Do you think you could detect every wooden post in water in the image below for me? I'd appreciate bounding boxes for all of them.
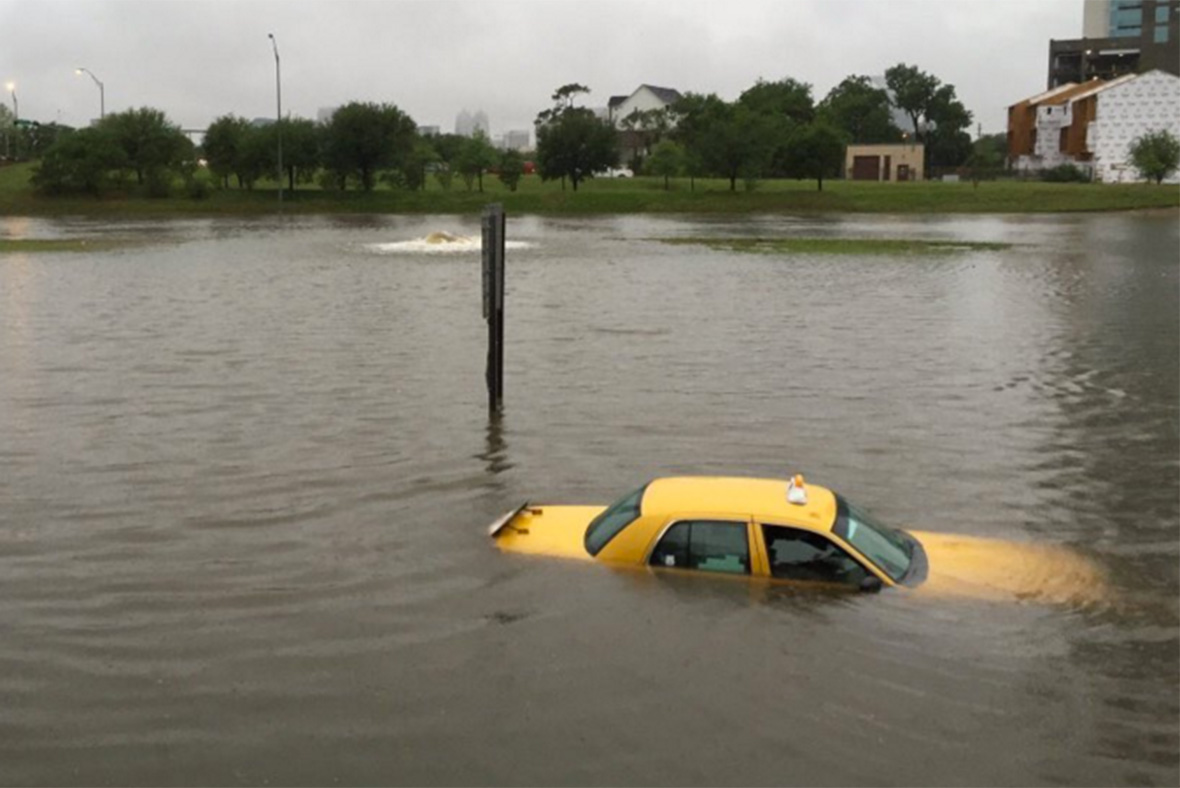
[482,204,506,411]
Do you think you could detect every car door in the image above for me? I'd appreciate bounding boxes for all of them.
[756,522,881,589]
[646,517,756,577]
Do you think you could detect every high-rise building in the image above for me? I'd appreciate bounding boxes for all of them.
[1049,1,1179,87]
[472,110,489,137]
[455,109,474,137]
[455,109,490,138]
[502,129,530,151]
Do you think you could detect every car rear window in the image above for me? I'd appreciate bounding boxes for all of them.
[584,485,647,556]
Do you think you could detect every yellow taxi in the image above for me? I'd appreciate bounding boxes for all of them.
[489,475,1106,603]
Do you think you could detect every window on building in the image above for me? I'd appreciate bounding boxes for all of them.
[1155,5,1170,23]
[1115,8,1145,29]
[649,520,749,575]
[1155,24,1169,42]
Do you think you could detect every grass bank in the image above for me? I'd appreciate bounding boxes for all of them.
[1,162,1177,217]
[0,238,143,253]
[659,237,1014,255]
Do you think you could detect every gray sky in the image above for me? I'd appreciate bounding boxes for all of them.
[1,0,1082,136]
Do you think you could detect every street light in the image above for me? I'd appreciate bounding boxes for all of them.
[268,33,283,208]
[3,81,14,161]
[75,67,105,120]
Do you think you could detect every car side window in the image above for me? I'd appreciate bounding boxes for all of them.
[650,520,749,575]
[762,525,868,586]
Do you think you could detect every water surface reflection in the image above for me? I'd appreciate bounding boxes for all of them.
[0,212,1176,786]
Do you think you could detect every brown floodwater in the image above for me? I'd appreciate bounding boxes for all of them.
[0,211,1176,786]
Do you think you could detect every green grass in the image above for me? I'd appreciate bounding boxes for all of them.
[658,237,1015,255]
[0,161,1177,217]
[0,238,142,253]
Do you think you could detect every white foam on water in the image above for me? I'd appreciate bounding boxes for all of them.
[365,235,535,254]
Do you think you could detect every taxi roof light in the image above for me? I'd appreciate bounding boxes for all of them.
[786,474,808,505]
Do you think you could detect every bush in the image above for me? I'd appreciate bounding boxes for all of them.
[145,169,172,198]
[186,177,210,200]
[31,127,128,196]
[1041,163,1090,183]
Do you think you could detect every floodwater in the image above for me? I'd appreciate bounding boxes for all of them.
[0,210,1176,786]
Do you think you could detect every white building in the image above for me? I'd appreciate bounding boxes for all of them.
[455,109,490,138]
[502,129,530,151]
[1087,69,1180,182]
[606,85,682,128]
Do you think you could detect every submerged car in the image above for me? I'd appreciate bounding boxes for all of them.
[489,475,1105,603]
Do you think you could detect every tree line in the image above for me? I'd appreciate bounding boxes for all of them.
[541,64,976,192]
[20,60,1176,198]
[28,101,528,197]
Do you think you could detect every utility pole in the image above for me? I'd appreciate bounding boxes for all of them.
[268,33,283,209]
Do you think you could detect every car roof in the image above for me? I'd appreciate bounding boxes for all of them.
[640,476,838,531]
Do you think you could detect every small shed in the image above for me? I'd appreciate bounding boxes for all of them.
[845,143,925,182]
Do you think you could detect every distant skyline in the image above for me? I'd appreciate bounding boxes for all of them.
[1,0,1085,135]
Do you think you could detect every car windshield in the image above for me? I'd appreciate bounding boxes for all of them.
[584,485,647,556]
[832,496,913,582]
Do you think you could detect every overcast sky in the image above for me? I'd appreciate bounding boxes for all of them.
[1,0,1083,136]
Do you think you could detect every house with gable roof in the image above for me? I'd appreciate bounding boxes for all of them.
[607,84,683,128]
[1007,69,1180,181]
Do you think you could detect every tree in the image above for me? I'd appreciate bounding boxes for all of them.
[430,133,467,167]
[0,104,15,160]
[99,107,191,187]
[618,107,672,170]
[925,84,973,168]
[498,149,525,192]
[818,76,901,144]
[738,78,815,125]
[648,139,685,190]
[784,122,845,191]
[455,129,498,192]
[321,101,417,192]
[202,115,252,188]
[534,84,617,192]
[1129,129,1180,184]
[964,136,1004,187]
[885,64,973,169]
[276,117,321,191]
[395,138,440,191]
[235,125,274,190]
[884,63,939,142]
[674,94,776,190]
[31,127,129,195]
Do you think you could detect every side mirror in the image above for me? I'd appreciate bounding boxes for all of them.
[859,576,884,594]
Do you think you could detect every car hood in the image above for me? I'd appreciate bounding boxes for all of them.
[909,530,1107,606]
[490,504,605,561]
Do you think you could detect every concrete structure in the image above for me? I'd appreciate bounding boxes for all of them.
[1049,0,1179,87]
[844,143,925,181]
[606,85,682,128]
[1008,70,1180,181]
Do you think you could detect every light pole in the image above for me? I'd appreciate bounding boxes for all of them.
[75,67,105,120]
[268,33,283,208]
[5,82,15,161]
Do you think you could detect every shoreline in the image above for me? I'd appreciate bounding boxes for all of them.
[1,169,1177,219]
